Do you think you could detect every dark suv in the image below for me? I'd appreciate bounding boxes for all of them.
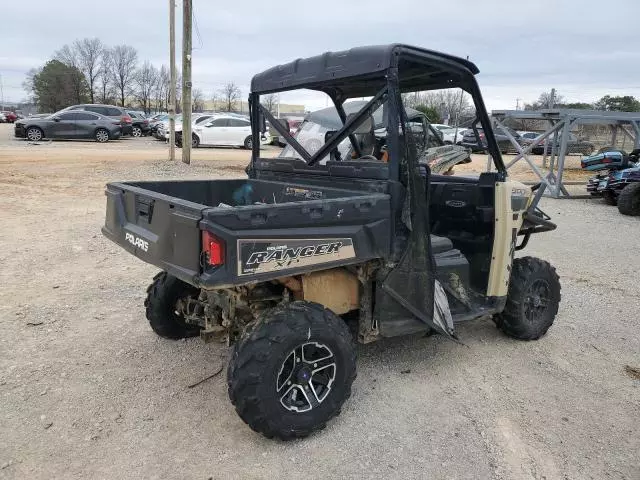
[62,104,133,136]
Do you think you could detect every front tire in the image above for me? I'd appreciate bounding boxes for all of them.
[95,128,110,143]
[144,272,202,339]
[617,183,640,216]
[496,257,561,340]
[227,301,356,440]
[26,127,43,142]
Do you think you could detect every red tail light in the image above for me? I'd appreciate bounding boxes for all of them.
[202,231,225,266]
[122,115,132,124]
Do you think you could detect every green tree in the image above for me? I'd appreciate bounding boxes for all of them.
[414,104,441,123]
[558,102,593,110]
[594,95,640,112]
[26,59,89,112]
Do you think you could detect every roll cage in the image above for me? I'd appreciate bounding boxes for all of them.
[248,43,507,179]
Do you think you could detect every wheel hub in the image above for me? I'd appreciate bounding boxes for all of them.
[524,279,550,322]
[277,341,336,413]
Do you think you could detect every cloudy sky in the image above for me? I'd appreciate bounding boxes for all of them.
[1,0,639,111]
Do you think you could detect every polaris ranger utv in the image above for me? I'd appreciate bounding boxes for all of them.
[102,44,561,440]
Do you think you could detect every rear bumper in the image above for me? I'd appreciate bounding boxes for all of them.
[122,124,133,135]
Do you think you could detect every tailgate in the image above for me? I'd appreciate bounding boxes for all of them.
[102,182,205,283]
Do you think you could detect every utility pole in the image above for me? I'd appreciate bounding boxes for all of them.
[516,98,521,110]
[181,0,193,165]
[168,0,176,161]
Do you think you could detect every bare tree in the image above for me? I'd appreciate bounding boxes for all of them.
[262,93,279,114]
[404,89,474,123]
[154,65,169,112]
[97,48,115,104]
[192,88,205,112]
[134,61,158,114]
[54,44,86,105]
[74,38,104,103]
[219,82,241,112]
[111,45,138,107]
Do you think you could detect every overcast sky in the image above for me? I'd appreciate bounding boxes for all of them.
[1,0,639,111]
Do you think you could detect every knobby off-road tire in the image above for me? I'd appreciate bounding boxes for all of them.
[617,183,640,216]
[496,257,561,340]
[144,271,201,339]
[227,301,356,440]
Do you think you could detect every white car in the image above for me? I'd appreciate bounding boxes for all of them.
[431,123,468,144]
[188,115,270,149]
[172,114,219,136]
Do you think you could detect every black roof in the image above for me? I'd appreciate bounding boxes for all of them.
[251,44,479,97]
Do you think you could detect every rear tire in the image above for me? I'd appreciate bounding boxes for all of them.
[244,136,253,149]
[496,257,561,340]
[132,126,142,137]
[603,190,617,206]
[95,128,110,143]
[192,133,200,148]
[144,272,202,339]
[617,183,640,216]
[227,301,356,440]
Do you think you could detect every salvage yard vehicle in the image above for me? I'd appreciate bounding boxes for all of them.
[175,114,270,149]
[102,44,561,440]
[582,148,640,214]
[14,111,122,142]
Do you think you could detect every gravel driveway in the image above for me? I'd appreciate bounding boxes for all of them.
[0,124,638,479]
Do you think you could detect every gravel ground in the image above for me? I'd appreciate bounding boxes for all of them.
[0,124,638,479]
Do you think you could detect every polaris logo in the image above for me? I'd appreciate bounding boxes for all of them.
[125,232,149,252]
[247,242,342,266]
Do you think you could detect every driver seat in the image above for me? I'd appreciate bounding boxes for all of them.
[346,113,377,157]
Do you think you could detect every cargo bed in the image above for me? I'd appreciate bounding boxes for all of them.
[102,178,391,288]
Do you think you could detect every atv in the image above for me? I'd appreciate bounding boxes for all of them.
[102,44,561,440]
[582,148,640,214]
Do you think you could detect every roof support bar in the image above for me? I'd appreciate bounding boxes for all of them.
[308,87,388,166]
[259,103,312,163]
[333,99,363,158]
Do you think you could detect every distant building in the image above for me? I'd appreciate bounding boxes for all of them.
[202,100,305,116]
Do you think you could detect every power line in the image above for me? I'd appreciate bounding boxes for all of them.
[192,5,203,51]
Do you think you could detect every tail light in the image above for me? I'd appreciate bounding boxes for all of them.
[202,231,225,266]
[122,115,132,124]
[143,120,149,125]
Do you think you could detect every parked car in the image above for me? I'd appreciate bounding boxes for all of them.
[170,114,219,138]
[530,132,594,155]
[176,115,269,149]
[61,104,133,136]
[14,111,122,142]
[126,111,151,137]
[0,113,5,123]
[431,124,468,144]
[461,126,521,153]
[1,111,17,123]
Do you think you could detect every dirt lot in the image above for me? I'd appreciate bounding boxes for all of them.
[0,124,638,479]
